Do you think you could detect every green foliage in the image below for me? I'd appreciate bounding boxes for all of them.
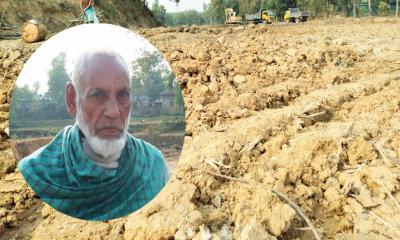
[131,51,167,101]
[239,0,260,15]
[152,0,392,26]
[329,0,353,16]
[158,117,185,133]
[11,127,69,139]
[297,0,325,16]
[260,0,269,9]
[12,85,36,106]
[10,84,38,123]
[166,10,208,26]
[225,0,240,12]
[266,0,290,18]
[174,83,184,113]
[159,0,296,25]
[10,53,72,128]
[47,52,71,118]
[151,0,167,24]
[378,1,389,15]
[202,3,214,24]
[9,81,70,133]
[131,71,144,97]
[212,0,226,23]
[165,72,175,89]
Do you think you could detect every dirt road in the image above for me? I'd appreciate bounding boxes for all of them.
[1,18,400,239]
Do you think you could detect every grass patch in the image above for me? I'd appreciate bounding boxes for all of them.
[11,115,185,139]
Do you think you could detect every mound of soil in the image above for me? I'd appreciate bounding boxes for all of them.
[0,0,159,33]
[1,18,400,239]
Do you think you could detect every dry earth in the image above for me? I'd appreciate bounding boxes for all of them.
[1,17,400,239]
[0,0,159,34]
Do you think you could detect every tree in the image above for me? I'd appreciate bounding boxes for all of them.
[165,72,175,90]
[174,82,184,113]
[170,0,180,12]
[9,84,37,124]
[266,0,289,19]
[260,0,269,9]
[298,0,351,17]
[378,1,389,15]
[212,0,226,24]
[166,10,207,26]
[162,72,183,112]
[47,52,71,118]
[32,81,41,95]
[131,51,167,102]
[239,0,260,14]
[151,0,167,24]
[333,0,353,17]
[225,0,240,13]
[202,3,214,24]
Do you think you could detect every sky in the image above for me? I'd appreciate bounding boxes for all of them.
[17,24,171,94]
[146,0,210,13]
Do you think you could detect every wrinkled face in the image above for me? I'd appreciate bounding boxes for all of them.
[78,56,131,140]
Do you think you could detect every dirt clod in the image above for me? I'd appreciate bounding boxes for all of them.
[1,17,400,240]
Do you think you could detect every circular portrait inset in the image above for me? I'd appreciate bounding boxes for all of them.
[9,24,185,221]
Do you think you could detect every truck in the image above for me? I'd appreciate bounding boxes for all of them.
[245,9,273,24]
[284,8,309,23]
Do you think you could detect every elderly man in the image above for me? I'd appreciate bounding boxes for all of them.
[18,49,169,220]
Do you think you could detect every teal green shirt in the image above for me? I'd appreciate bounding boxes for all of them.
[84,6,99,23]
[18,124,169,220]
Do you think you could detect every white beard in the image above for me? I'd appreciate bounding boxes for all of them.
[76,106,130,160]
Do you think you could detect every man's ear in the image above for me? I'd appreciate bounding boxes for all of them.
[65,82,77,117]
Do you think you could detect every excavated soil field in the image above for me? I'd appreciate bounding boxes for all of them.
[1,18,400,239]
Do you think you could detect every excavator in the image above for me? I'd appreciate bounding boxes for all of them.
[225,8,241,24]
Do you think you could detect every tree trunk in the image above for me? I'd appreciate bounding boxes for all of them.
[396,0,399,17]
[368,0,372,16]
[327,1,330,18]
[21,20,47,43]
[353,0,356,18]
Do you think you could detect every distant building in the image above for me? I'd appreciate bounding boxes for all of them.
[131,88,183,117]
[131,94,161,117]
[160,88,183,115]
